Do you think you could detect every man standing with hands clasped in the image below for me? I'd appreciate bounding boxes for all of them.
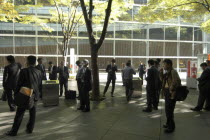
[103,59,118,97]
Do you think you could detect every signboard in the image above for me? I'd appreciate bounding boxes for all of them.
[208,54,210,61]
[187,60,197,79]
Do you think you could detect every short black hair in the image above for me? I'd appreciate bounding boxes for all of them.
[37,58,42,62]
[163,59,173,66]
[148,59,154,65]
[112,59,116,63]
[126,62,131,66]
[49,61,53,65]
[76,60,81,65]
[27,56,36,65]
[6,55,15,63]
[156,58,161,63]
[200,63,207,67]
[154,61,159,65]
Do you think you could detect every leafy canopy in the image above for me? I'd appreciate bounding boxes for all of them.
[136,0,210,33]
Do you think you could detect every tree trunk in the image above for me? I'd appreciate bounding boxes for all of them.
[91,46,100,100]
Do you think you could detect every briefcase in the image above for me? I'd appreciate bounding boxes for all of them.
[65,90,76,99]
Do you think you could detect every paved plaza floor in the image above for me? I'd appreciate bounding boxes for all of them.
[0,79,210,140]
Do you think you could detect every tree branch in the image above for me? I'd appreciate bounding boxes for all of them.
[169,1,210,12]
[97,0,113,49]
[80,0,95,44]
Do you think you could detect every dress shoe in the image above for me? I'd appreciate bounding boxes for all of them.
[163,124,168,128]
[142,108,152,112]
[82,109,90,112]
[164,128,174,133]
[190,107,201,111]
[111,94,114,97]
[204,107,210,111]
[77,107,84,110]
[25,129,32,134]
[10,107,16,112]
[153,106,158,110]
[5,131,17,136]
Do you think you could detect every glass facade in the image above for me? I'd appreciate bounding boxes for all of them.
[0,0,210,70]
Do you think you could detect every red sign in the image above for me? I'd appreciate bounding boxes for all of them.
[208,54,210,61]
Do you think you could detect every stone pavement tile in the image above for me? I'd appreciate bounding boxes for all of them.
[160,117,210,140]
[110,113,161,139]
[101,130,158,140]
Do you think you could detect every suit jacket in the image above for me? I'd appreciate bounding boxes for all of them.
[106,64,118,80]
[57,66,69,81]
[138,65,145,76]
[198,66,210,91]
[146,66,159,91]
[3,63,20,90]
[81,67,92,91]
[15,66,42,101]
[35,64,47,80]
[48,65,57,80]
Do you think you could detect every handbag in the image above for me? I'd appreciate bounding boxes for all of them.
[175,86,189,101]
[14,68,34,109]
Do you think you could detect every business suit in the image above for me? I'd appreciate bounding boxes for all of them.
[35,64,47,98]
[48,65,57,80]
[3,63,20,110]
[103,64,118,96]
[196,67,210,110]
[80,67,92,111]
[138,64,145,85]
[76,66,83,99]
[11,66,42,134]
[58,66,69,96]
[146,66,159,109]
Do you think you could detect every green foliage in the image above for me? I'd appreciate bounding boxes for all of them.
[136,0,210,33]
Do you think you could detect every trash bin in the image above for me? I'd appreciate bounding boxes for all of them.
[42,80,59,107]
[132,77,142,98]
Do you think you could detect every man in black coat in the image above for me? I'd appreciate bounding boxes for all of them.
[103,59,118,97]
[57,61,69,97]
[138,62,146,85]
[3,55,20,111]
[35,58,47,99]
[143,59,160,112]
[48,61,57,80]
[77,59,92,112]
[191,62,210,111]
[76,60,83,99]
[6,56,42,136]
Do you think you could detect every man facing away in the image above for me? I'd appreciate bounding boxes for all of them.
[77,59,92,112]
[6,55,42,136]
[143,59,160,112]
[103,59,118,97]
[57,61,69,97]
[123,62,136,101]
[76,60,83,99]
[191,62,210,111]
[3,55,20,111]
[48,61,57,80]
[138,62,146,85]
[160,59,181,133]
[35,58,47,99]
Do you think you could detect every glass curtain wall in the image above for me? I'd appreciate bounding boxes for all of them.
[0,0,209,71]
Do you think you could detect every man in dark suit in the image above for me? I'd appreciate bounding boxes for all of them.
[57,61,69,97]
[77,59,92,112]
[138,62,146,85]
[76,60,83,99]
[48,61,57,80]
[103,59,118,97]
[6,56,42,136]
[35,58,47,99]
[3,55,20,111]
[191,62,210,111]
[143,59,160,112]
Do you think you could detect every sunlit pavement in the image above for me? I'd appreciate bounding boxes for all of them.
[0,74,210,140]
